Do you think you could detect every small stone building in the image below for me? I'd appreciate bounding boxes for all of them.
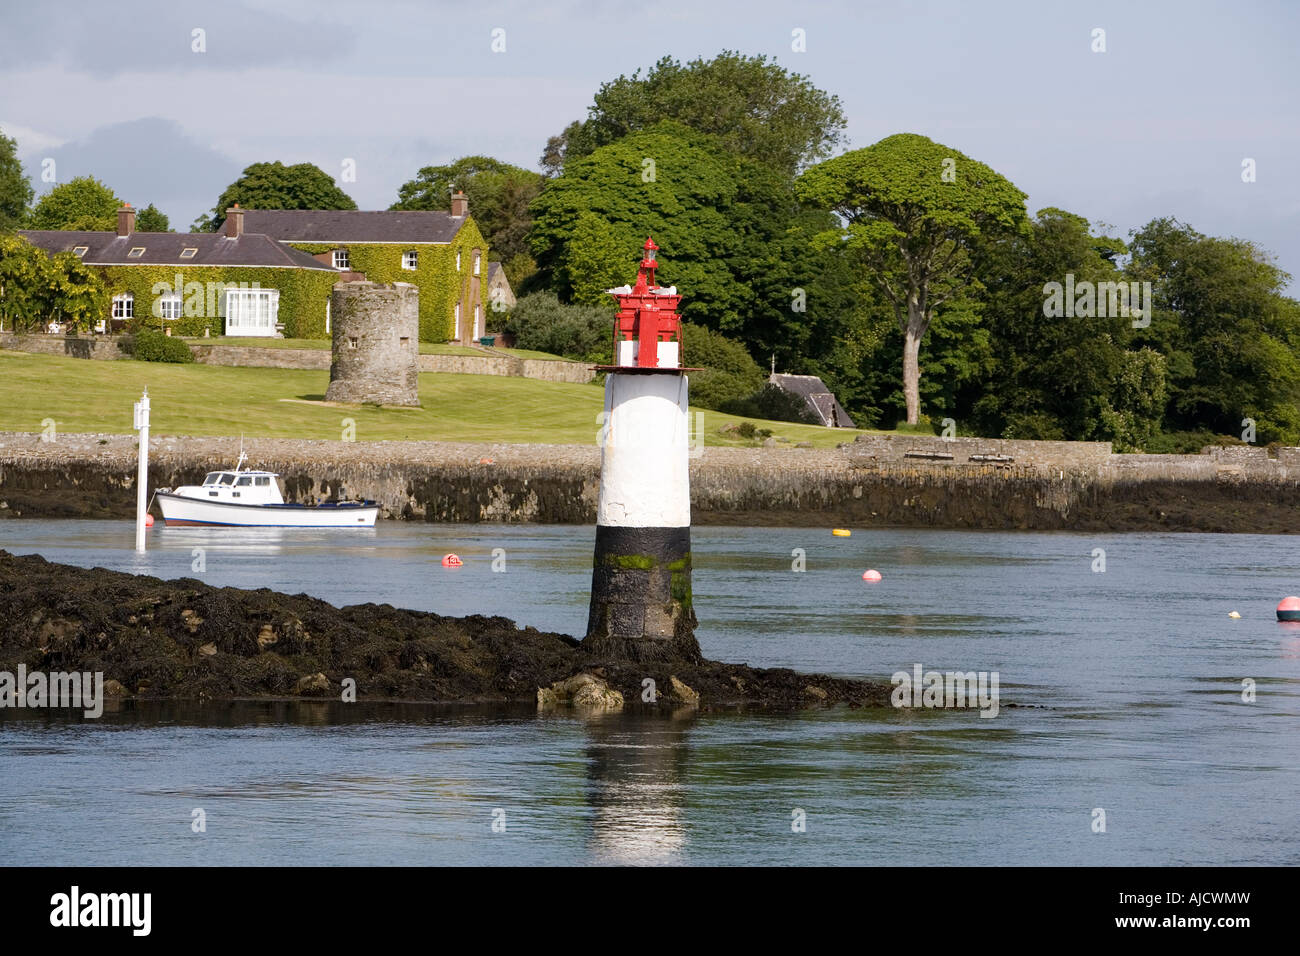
[325,281,420,406]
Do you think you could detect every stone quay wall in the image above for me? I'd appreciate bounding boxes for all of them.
[1,332,594,383]
[5,431,1300,533]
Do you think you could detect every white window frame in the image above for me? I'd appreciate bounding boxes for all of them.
[112,293,134,319]
[324,298,331,334]
[402,250,418,271]
[474,303,481,338]
[455,251,461,272]
[127,247,145,258]
[333,249,350,270]
[180,248,197,259]
[72,245,89,257]
[223,288,280,336]
[473,251,481,276]
[454,302,461,339]
[158,292,183,320]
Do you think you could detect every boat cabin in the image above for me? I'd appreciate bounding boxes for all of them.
[195,470,285,505]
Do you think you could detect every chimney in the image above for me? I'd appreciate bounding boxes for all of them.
[116,203,135,237]
[224,203,244,238]
[450,191,468,218]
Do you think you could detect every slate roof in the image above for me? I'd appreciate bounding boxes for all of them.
[236,209,466,244]
[18,230,339,271]
[770,373,857,428]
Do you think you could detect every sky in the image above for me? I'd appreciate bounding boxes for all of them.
[2,0,1297,286]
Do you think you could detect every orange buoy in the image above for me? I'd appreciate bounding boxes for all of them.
[144,513,154,527]
[1277,596,1300,621]
[832,528,851,537]
[441,554,463,568]
[862,569,882,582]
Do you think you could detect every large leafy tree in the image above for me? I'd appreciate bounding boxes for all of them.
[973,207,1166,448]
[0,128,33,232]
[0,235,106,332]
[798,133,1028,424]
[1129,218,1300,443]
[529,123,829,340]
[28,176,123,231]
[392,155,543,265]
[199,161,356,231]
[0,234,49,330]
[549,51,847,177]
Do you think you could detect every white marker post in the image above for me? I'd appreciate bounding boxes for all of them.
[133,388,150,552]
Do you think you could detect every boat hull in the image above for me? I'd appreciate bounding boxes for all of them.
[156,492,379,528]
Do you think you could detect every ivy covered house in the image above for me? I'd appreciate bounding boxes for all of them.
[235,192,490,343]
[17,193,490,343]
[19,204,339,337]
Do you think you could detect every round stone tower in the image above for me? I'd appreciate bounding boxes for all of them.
[325,281,420,407]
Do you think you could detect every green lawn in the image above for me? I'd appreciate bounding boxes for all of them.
[0,351,867,447]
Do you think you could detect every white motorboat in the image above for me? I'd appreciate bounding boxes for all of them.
[155,454,378,528]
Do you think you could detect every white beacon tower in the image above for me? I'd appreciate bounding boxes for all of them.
[584,238,701,664]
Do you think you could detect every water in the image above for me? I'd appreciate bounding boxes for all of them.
[1,520,1297,865]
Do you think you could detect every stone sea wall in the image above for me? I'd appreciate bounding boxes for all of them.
[3,432,1300,532]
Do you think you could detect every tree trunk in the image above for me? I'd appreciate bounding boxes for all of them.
[902,296,926,425]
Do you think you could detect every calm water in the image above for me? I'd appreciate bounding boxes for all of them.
[1,520,1298,865]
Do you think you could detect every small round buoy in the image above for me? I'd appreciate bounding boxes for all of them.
[1277,596,1300,621]
[441,554,463,568]
[1228,611,1240,619]
[832,528,851,537]
[862,569,882,582]
[144,513,154,527]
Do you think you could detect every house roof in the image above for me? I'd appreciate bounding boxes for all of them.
[770,373,857,428]
[18,230,340,271]
[235,209,467,244]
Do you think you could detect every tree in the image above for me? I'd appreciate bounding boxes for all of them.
[1129,218,1300,443]
[0,234,49,331]
[798,133,1028,424]
[43,251,108,331]
[971,207,1166,447]
[28,176,123,231]
[391,155,543,263]
[553,52,847,177]
[0,127,33,232]
[135,203,171,232]
[199,161,356,231]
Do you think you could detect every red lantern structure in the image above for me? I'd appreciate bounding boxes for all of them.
[602,237,687,371]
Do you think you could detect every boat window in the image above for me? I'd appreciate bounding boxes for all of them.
[219,474,235,485]
[255,476,270,486]
[237,476,252,486]
[203,473,221,485]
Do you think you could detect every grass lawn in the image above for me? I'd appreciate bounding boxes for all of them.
[0,351,869,447]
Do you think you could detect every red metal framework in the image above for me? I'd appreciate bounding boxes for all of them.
[600,237,690,372]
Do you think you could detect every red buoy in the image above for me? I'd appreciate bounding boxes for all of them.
[862,569,882,582]
[1277,596,1300,621]
[441,554,463,568]
[144,513,154,527]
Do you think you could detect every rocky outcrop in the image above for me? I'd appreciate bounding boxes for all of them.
[0,550,893,709]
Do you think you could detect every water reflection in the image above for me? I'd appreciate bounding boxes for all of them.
[582,709,697,865]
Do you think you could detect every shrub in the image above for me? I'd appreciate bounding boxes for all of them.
[504,291,614,362]
[681,323,765,410]
[720,383,818,424]
[129,329,194,363]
